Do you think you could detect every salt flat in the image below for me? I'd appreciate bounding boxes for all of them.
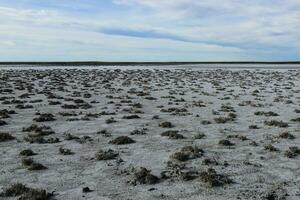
[0,66,299,200]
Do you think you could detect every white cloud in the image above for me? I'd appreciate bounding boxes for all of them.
[0,1,299,61]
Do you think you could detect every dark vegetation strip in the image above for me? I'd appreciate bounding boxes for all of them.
[0,61,300,66]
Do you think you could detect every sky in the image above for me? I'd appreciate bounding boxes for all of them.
[0,0,300,61]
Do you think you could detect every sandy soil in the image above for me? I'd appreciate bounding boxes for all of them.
[0,66,299,200]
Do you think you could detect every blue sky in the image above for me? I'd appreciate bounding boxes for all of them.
[0,0,300,61]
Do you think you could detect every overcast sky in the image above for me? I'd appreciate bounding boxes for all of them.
[0,0,299,61]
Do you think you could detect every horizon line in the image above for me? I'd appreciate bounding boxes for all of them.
[0,61,300,66]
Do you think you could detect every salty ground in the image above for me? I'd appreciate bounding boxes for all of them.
[0,65,299,200]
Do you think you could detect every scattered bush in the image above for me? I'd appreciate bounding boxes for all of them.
[109,136,135,145]
[122,115,140,119]
[0,132,15,142]
[278,132,295,139]
[33,113,56,122]
[59,147,74,155]
[199,168,232,187]
[254,111,279,117]
[264,120,288,128]
[161,130,185,139]
[130,129,147,135]
[285,146,300,158]
[171,146,203,161]
[193,133,206,139]
[22,158,47,170]
[19,149,36,156]
[264,144,279,152]
[0,120,7,126]
[249,125,260,129]
[95,149,118,160]
[159,121,173,128]
[219,139,234,146]
[106,117,117,124]
[131,167,159,185]
[0,183,51,200]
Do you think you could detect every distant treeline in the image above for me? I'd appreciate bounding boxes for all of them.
[0,61,300,66]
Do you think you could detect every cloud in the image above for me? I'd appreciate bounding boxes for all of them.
[0,1,299,61]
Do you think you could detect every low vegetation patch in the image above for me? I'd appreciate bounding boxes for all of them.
[285,146,300,158]
[19,149,36,156]
[161,130,185,139]
[33,113,56,122]
[200,168,232,187]
[109,136,135,145]
[130,167,159,185]
[95,149,118,160]
[22,158,47,170]
[0,132,15,142]
[0,183,52,200]
[0,119,7,126]
[219,139,234,146]
[264,120,288,128]
[159,121,173,128]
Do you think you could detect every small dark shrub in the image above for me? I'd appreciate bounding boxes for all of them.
[95,149,118,160]
[109,136,135,145]
[0,132,15,142]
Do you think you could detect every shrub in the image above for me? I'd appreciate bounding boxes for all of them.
[109,136,135,145]
[0,132,15,142]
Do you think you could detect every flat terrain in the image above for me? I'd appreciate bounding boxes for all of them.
[0,66,299,200]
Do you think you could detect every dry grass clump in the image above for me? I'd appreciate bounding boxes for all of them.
[263,187,287,200]
[278,132,295,140]
[193,133,206,139]
[159,121,173,128]
[202,158,219,166]
[0,119,7,126]
[106,117,117,124]
[48,101,61,105]
[24,136,60,144]
[95,149,118,160]
[22,158,47,170]
[254,111,279,117]
[97,129,111,137]
[19,149,36,156]
[249,125,260,129]
[64,133,80,140]
[15,104,34,109]
[290,117,300,122]
[82,187,93,193]
[0,183,51,200]
[161,130,185,139]
[130,128,147,135]
[264,120,288,128]
[171,146,203,162]
[0,132,15,142]
[227,134,248,141]
[199,168,232,187]
[201,120,211,125]
[264,144,279,152]
[284,146,300,158]
[22,124,55,136]
[59,147,74,155]
[58,112,77,117]
[214,113,237,124]
[130,167,159,185]
[122,115,140,119]
[109,136,135,145]
[0,109,16,118]
[162,162,198,181]
[33,113,56,122]
[219,139,234,146]
[61,104,79,109]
